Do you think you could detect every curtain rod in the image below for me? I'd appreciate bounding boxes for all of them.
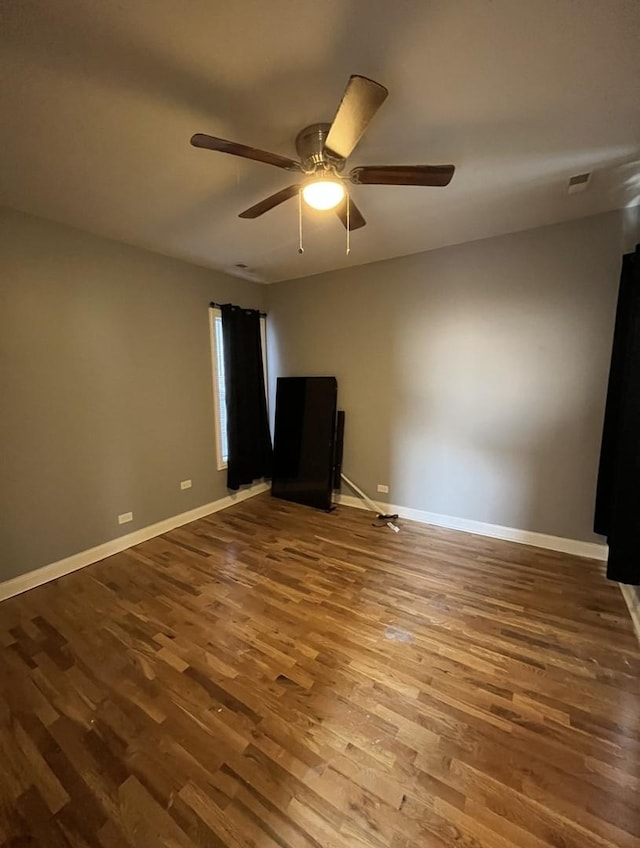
[209,301,267,317]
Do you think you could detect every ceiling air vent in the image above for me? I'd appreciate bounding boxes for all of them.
[567,172,591,195]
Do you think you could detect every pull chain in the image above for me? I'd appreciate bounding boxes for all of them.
[346,192,350,255]
[298,190,304,254]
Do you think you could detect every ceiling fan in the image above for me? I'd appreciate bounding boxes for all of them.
[190,74,455,233]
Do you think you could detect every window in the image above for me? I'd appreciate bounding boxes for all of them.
[209,307,268,470]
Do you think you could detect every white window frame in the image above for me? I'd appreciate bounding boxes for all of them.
[208,307,268,471]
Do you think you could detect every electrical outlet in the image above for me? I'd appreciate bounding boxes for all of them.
[118,512,133,525]
[377,484,389,494]
[180,479,192,490]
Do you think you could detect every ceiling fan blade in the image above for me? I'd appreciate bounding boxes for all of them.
[324,75,389,161]
[335,196,366,231]
[191,134,302,172]
[350,164,455,187]
[238,185,300,219]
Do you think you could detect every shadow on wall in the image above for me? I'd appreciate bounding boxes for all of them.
[388,260,617,543]
[266,276,395,502]
[266,211,640,546]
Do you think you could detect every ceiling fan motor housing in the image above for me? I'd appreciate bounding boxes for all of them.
[295,123,345,173]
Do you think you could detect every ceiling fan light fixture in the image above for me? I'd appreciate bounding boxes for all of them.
[302,177,345,211]
[191,74,456,245]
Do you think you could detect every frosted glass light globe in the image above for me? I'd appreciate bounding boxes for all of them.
[302,179,345,211]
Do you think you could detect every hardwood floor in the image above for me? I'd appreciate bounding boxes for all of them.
[0,494,638,848]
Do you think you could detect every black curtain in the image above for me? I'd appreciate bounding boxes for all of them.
[594,245,640,584]
[221,304,272,491]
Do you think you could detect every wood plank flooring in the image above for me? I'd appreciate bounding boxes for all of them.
[0,494,638,848]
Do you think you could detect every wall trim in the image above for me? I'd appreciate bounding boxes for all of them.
[336,493,608,561]
[619,584,640,644]
[0,482,270,603]
[2,484,611,605]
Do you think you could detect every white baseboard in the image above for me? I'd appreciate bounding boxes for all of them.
[0,482,270,603]
[336,493,607,561]
[619,584,640,644]
[2,483,608,605]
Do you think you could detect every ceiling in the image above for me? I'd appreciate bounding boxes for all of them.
[2,1,639,283]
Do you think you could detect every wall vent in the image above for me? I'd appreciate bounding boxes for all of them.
[568,172,591,194]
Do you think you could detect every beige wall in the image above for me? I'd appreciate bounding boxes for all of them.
[0,207,265,581]
[266,211,633,544]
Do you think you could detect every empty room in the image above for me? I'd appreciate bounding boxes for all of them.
[1,2,640,847]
